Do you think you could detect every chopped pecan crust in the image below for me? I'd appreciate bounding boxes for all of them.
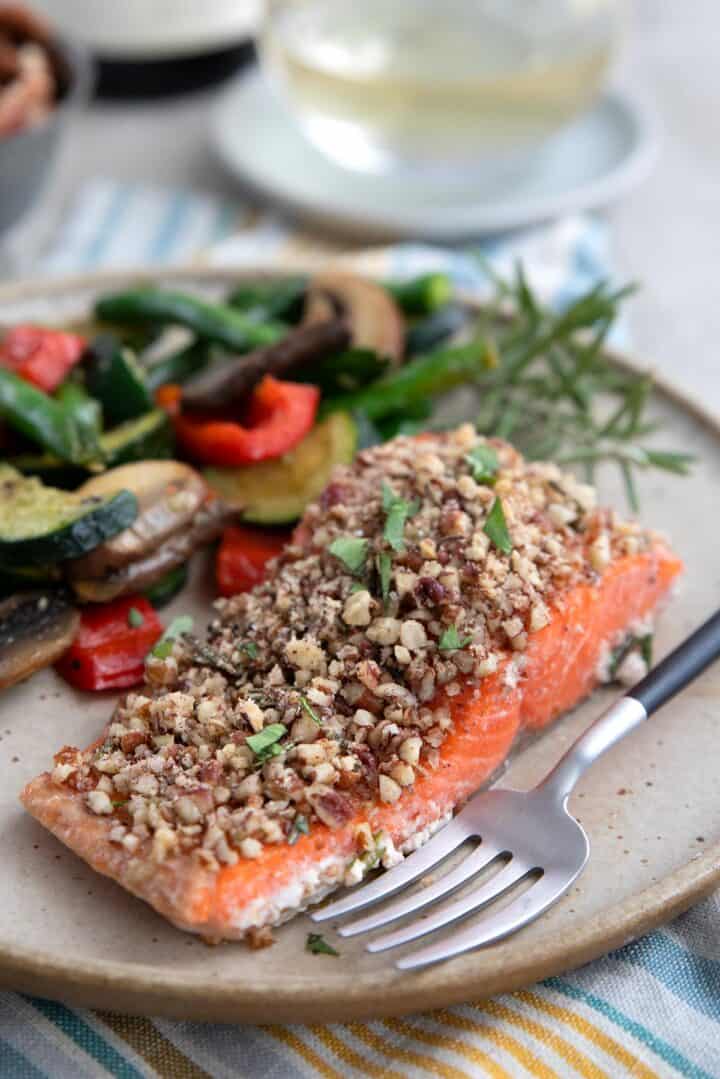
[53,427,651,868]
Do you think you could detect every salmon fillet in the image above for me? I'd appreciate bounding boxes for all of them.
[21,428,682,940]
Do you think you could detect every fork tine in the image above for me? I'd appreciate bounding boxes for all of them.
[338,843,502,938]
[367,859,529,953]
[396,872,571,970]
[311,817,471,922]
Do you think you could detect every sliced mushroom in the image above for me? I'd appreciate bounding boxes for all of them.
[181,317,351,412]
[66,461,208,577]
[71,499,238,602]
[303,271,405,365]
[0,590,79,690]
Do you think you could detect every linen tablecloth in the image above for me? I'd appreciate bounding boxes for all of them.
[1,180,718,1079]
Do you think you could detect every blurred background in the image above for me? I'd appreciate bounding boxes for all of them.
[0,0,717,405]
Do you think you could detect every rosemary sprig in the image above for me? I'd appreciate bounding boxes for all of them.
[470,260,694,509]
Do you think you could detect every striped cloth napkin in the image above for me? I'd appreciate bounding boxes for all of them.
[1,180,718,1079]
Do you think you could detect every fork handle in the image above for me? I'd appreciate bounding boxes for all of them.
[631,609,720,715]
[539,608,720,802]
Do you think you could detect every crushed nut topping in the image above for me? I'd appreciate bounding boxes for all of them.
[52,428,651,867]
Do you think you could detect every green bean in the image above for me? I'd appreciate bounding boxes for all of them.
[95,288,287,352]
[384,273,452,315]
[227,276,307,323]
[322,338,491,421]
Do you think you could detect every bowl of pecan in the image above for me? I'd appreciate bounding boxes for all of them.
[0,4,91,236]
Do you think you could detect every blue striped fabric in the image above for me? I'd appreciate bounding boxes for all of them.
[0,178,717,1079]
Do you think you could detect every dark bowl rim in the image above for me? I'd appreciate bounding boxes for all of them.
[0,33,94,146]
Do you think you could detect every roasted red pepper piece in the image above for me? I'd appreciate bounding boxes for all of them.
[169,375,319,466]
[216,524,290,597]
[55,596,163,692]
[0,325,87,393]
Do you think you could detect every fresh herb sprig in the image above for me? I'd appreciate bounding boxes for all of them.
[471,260,694,510]
[330,264,692,511]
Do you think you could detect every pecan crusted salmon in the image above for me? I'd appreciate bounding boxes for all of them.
[21,426,682,941]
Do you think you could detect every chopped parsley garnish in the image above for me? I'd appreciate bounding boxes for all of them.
[608,633,653,680]
[239,640,258,660]
[465,443,499,484]
[328,536,369,575]
[127,606,144,628]
[288,814,310,845]
[438,624,473,651]
[641,634,654,667]
[306,933,339,957]
[151,614,193,659]
[300,695,322,726]
[191,642,243,678]
[483,497,512,554]
[246,723,287,762]
[377,551,392,605]
[381,481,420,552]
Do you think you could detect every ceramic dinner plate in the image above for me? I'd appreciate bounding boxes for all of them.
[0,268,718,1024]
[211,71,659,240]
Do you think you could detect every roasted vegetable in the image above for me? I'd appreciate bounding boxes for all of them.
[0,368,94,463]
[99,410,174,467]
[0,465,138,568]
[84,334,154,425]
[170,376,319,467]
[55,595,163,691]
[54,380,103,467]
[303,272,405,365]
[227,276,308,323]
[66,460,209,578]
[70,499,236,602]
[0,325,86,392]
[6,411,174,484]
[6,452,86,489]
[181,318,350,411]
[143,564,188,608]
[204,411,356,524]
[144,339,213,392]
[0,589,80,690]
[384,273,452,316]
[216,525,290,596]
[295,347,388,396]
[95,289,286,352]
[322,338,492,421]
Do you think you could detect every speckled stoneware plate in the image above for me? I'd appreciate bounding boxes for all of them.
[0,268,718,1023]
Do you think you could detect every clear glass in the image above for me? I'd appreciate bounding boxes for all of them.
[260,0,622,178]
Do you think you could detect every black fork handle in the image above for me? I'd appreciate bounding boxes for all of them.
[631,609,720,715]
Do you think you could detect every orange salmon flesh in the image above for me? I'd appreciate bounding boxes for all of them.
[21,544,681,939]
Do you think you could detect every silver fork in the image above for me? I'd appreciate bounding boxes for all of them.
[312,609,720,970]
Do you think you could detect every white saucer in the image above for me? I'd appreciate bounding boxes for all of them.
[211,70,658,240]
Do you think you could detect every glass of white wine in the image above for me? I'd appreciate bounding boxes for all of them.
[259,0,622,179]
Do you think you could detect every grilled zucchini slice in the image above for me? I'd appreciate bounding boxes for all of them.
[0,465,138,568]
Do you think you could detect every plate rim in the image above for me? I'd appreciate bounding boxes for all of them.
[0,264,717,1023]
[211,72,660,239]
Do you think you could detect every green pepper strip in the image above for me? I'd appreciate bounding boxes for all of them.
[0,368,91,464]
[321,338,492,422]
[95,289,287,352]
[55,381,103,465]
